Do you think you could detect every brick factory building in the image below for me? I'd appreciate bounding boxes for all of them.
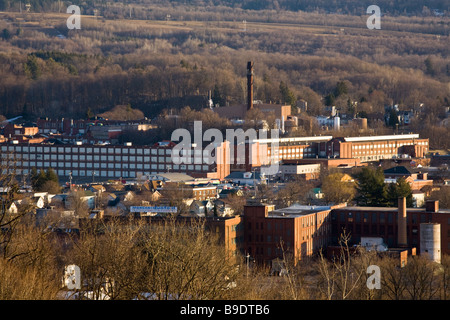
[1,132,429,186]
[331,200,449,256]
[1,140,231,181]
[242,199,448,266]
[231,133,428,172]
[243,203,345,265]
[323,134,429,162]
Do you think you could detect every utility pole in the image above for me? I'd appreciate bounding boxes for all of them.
[246,253,251,278]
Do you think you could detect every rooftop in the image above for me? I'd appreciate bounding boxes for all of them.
[335,206,450,214]
[269,204,332,218]
[384,166,412,175]
[343,134,420,142]
[149,173,195,182]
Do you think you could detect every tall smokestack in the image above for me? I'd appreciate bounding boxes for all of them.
[247,61,254,111]
[397,197,408,247]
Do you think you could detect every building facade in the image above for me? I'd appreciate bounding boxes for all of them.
[243,204,336,265]
[331,200,450,256]
[242,199,449,266]
[323,134,429,162]
[1,140,230,181]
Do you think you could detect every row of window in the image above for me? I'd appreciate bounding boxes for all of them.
[351,141,427,149]
[10,169,137,178]
[249,236,328,258]
[1,145,172,155]
[6,163,211,177]
[1,145,225,157]
[269,147,314,154]
[3,160,210,171]
[336,211,433,224]
[4,153,175,162]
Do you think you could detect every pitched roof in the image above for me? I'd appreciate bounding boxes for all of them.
[153,173,194,182]
[384,166,411,175]
[226,172,261,180]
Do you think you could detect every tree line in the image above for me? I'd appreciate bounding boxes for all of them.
[1,0,448,16]
[0,10,448,120]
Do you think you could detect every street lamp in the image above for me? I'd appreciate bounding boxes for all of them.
[246,253,251,278]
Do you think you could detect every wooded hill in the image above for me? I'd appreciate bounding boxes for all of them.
[1,0,449,16]
[0,4,448,147]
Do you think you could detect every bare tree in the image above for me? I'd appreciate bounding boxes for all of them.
[0,158,63,299]
[403,255,440,300]
[378,255,407,300]
[139,218,240,300]
[317,248,336,300]
[316,232,366,300]
[67,217,147,300]
[439,255,450,300]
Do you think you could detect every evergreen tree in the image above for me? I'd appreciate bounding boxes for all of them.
[45,167,59,183]
[34,169,47,191]
[355,167,388,206]
[334,81,348,98]
[24,55,41,80]
[388,108,399,128]
[279,81,296,106]
[212,84,224,107]
[386,177,413,207]
[31,167,59,191]
[324,93,335,106]
[30,167,39,187]
[1,28,11,40]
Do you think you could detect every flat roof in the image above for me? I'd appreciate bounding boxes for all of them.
[334,206,450,214]
[343,134,420,142]
[269,204,332,218]
[150,173,195,182]
[252,136,333,144]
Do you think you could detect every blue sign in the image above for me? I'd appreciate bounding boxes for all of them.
[130,206,177,213]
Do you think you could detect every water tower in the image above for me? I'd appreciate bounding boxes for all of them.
[420,223,441,263]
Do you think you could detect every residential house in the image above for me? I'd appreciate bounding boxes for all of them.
[104,193,127,216]
[213,199,235,217]
[412,190,425,208]
[383,166,433,191]
[189,200,215,217]
[6,201,19,214]
[89,184,106,194]
[50,194,68,208]
[308,188,324,200]
[79,195,96,209]
[218,188,244,199]
[36,208,78,230]
[225,171,263,186]
[187,184,218,201]
[143,190,162,203]
[29,195,46,209]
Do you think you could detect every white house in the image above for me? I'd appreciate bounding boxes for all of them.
[189,200,214,217]
[225,172,263,186]
[412,190,425,208]
[7,202,19,214]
